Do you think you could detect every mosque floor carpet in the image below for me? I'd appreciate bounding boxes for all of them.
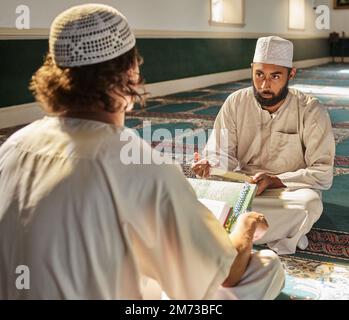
[0,63,348,300]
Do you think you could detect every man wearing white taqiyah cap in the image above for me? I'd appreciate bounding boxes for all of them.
[0,5,284,300]
[192,36,335,255]
[253,36,294,68]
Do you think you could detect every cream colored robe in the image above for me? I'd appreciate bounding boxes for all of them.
[204,87,335,254]
[0,116,284,299]
[145,249,285,300]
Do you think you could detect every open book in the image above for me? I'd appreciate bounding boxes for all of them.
[198,198,232,225]
[188,178,257,233]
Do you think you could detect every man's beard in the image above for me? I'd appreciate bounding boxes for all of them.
[253,80,289,107]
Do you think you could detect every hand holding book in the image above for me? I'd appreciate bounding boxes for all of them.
[252,172,286,196]
[191,153,285,196]
[190,154,269,241]
[233,211,269,241]
[191,153,253,183]
[188,178,259,234]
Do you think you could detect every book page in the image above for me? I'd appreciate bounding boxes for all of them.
[188,178,255,208]
[198,198,231,224]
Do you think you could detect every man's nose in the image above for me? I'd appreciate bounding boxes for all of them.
[261,78,271,89]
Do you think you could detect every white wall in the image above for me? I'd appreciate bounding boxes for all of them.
[330,7,349,34]
[0,0,334,37]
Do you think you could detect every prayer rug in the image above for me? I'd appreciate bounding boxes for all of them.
[277,255,349,300]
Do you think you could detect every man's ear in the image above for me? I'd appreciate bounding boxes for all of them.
[289,68,297,80]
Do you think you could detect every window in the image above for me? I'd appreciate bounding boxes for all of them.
[210,0,245,26]
[289,0,305,30]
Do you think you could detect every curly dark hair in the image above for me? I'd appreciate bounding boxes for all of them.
[30,46,145,114]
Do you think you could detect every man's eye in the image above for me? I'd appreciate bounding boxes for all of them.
[256,73,263,78]
[272,75,280,80]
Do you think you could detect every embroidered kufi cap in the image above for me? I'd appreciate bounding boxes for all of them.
[49,3,136,67]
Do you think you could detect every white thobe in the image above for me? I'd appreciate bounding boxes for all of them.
[146,249,285,300]
[204,87,335,254]
[0,116,284,299]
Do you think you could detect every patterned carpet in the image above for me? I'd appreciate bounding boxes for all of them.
[0,63,348,299]
[278,255,349,300]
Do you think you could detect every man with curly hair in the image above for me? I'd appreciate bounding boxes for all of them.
[0,4,284,300]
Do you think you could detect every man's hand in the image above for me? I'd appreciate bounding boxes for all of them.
[191,152,211,178]
[222,211,268,287]
[233,211,269,243]
[252,172,286,195]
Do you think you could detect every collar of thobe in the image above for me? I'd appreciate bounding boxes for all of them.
[256,91,292,119]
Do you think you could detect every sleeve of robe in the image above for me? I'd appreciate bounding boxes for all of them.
[277,102,335,191]
[203,94,239,171]
[129,163,237,300]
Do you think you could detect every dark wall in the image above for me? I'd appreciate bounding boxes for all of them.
[330,38,349,58]
[0,40,48,107]
[0,37,330,108]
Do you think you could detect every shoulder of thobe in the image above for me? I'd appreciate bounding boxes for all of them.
[291,89,326,118]
[293,92,332,136]
[218,87,252,122]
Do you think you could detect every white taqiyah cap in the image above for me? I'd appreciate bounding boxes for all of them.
[49,3,136,67]
[253,36,293,68]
